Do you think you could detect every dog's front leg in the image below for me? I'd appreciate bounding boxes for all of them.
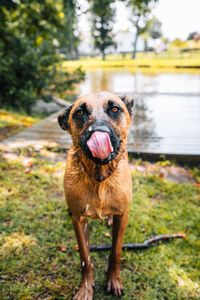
[72,217,94,300]
[106,212,128,296]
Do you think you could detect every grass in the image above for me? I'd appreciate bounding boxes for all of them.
[0,147,199,299]
[0,109,39,141]
[63,51,200,70]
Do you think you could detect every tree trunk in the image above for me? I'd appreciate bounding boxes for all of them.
[67,10,76,60]
[144,39,148,52]
[132,25,139,59]
[75,47,79,60]
[102,49,105,60]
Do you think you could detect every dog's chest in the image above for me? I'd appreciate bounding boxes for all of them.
[64,153,131,220]
[78,178,130,220]
[65,176,129,220]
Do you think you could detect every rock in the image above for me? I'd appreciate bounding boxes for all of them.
[31,100,62,114]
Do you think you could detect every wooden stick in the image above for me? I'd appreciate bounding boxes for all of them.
[89,233,186,252]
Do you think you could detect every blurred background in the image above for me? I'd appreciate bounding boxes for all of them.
[1,0,200,157]
[0,0,200,111]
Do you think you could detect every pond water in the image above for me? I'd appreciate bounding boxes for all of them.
[74,69,200,156]
[76,68,200,95]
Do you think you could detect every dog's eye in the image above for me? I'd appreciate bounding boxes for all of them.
[111,107,119,113]
[106,102,122,119]
[76,110,84,117]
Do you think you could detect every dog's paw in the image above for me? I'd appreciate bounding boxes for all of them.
[106,273,124,297]
[73,282,94,300]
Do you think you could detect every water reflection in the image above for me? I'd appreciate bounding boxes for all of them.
[129,94,200,154]
[128,97,159,152]
[75,69,200,155]
[77,68,200,95]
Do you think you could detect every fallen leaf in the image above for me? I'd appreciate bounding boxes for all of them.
[56,246,67,252]
[74,244,79,250]
[27,161,34,167]
[25,168,31,173]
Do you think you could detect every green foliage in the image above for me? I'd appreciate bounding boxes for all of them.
[59,0,80,59]
[124,0,158,58]
[142,17,162,39]
[169,38,186,48]
[187,31,200,41]
[126,0,158,24]
[90,0,116,60]
[0,0,84,113]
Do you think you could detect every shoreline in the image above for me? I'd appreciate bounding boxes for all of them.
[63,58,200,70]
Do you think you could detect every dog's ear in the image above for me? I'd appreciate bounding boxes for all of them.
[58,104,73,132]
[120,95,134,117]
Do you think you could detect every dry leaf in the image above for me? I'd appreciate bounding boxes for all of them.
[74,244,79,250]
[56,246,67,252]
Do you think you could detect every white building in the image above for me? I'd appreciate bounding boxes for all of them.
[78,30,163,56]
[78,31,95,56]
[114,31,144,53]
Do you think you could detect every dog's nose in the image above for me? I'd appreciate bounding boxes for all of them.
[88,121,111,134]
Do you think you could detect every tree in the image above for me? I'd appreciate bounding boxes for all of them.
[59,0,80,59]
[139,32,150,52]
[168,38,186,49]
[0,0,84,112]
[187,32,200,41]
[90,0,116,60]
[144,17,162,39]
[124,0,158,58]
[140,17,162,51]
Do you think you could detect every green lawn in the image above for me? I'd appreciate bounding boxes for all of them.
[63,51,200,70]
[0,147,199,299]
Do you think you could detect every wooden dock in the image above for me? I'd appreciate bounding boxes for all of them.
[1,94,200,164]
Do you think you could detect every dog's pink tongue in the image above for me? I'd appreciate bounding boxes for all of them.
[87,131,113,159]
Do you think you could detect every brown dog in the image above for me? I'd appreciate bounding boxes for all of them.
[58,91,133,300]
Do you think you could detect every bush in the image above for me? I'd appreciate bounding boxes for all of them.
[0,0,84,113]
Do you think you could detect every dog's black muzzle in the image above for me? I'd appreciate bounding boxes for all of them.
[80,120,121,165]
